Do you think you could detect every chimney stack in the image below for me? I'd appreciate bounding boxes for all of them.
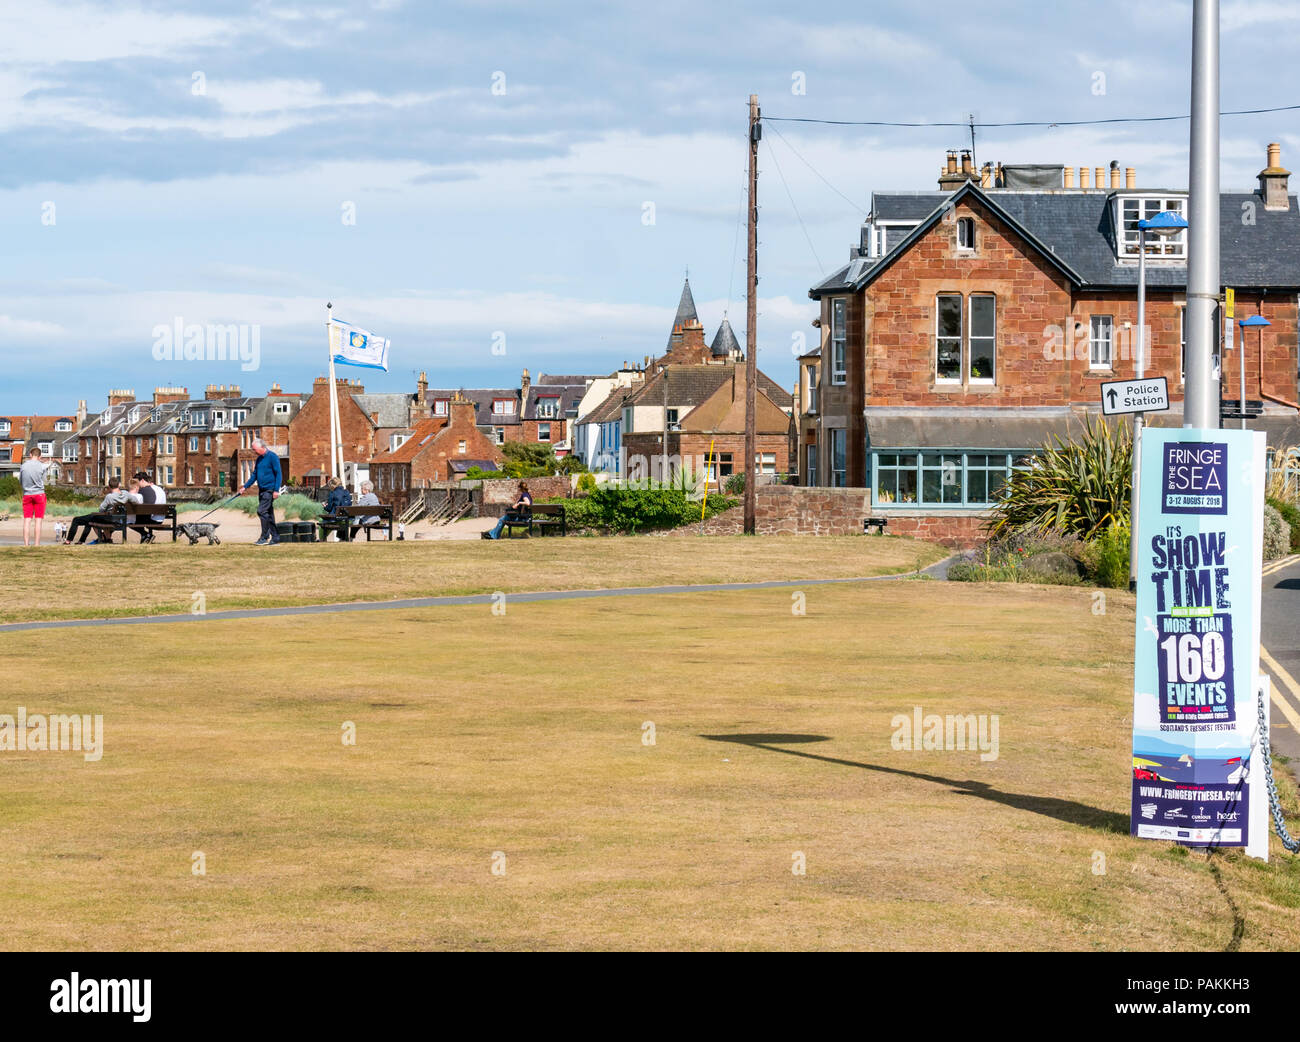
[980,162,992,188]
[960,150,973,176]
[1259,142,1291,212]
[108,389,136,406]
[1125,167,1136,189]
[1063,166,1076,188]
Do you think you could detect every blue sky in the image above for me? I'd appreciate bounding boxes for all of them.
[3,0,1300,412]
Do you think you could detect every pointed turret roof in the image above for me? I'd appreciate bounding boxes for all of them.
[673,278,698,327]
[710,316,741,358]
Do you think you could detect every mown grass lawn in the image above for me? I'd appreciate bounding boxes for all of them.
[2,578,1297,951]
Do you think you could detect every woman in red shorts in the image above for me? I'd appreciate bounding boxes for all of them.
[19,446,51,547]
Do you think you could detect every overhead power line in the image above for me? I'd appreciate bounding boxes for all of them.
[762,102,1300,129]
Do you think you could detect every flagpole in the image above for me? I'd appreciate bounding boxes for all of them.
[327,302,338,480]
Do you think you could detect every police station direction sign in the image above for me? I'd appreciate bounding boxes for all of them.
[1101,376,1169,416]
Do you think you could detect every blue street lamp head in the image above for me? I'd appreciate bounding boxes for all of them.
[1238,314,1270,327]
[1138,209,1190,236]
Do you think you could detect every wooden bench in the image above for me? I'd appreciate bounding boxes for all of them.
[318,504,394,542]
[499,504,566,538]
[863,516,889,535]
[103,503,179,543]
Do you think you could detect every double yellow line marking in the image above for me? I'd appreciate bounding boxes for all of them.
[1261,647,1300,733]
[1262,554,1300,578]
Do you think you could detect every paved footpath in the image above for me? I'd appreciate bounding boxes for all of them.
[1261,554,1300,766]
[0,556,957,634]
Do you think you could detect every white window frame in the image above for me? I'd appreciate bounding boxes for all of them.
[1090,315,1114,370]
[957,217,975,251]
[968,294,996,383]
[935,293,963,384]
[537,422,551,442]
[1117,196,1188,260]
[830,297,847,386]
[755,452,776,475]
[536,396,560,419]
[433,399,449,416]
[492,399,515,416]
[273,402,291,415]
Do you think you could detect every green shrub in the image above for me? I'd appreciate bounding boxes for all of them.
[988,415,1131,540]
[1267,496,1300,554]
[224,492,322,521]
[553,486,736,533]
[465,466,506,480]
[0,475,19,499]
[1264,502,1290,561]
[576,472,597,495]
[723,473,745,496]
[1082,522,1132,588]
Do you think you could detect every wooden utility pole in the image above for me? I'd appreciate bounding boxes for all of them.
[744,93,759,534]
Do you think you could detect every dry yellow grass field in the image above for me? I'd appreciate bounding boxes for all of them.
[2,575,1297,951]
[0,534,944,623]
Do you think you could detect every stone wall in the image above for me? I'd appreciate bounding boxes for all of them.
[697,485,987,547]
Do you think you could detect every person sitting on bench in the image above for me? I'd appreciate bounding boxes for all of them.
[321,477,352,541]
[130,471,167,543]
[355,481,382,537]
[483,482,532,540]
[64,478,143,545]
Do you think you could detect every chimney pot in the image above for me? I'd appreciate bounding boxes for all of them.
[1095,166,1105,190]
[1079,167,1091,189]
[1063,166,1076,188]
[980,162,992,188]
[1125,167,1136,189]
[1109,162,1121,189]
[1259,142,1291,211]
[946,151,958,174]
[960,150,973,175]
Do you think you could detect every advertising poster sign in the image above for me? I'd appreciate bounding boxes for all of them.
[1131,427,1267,856]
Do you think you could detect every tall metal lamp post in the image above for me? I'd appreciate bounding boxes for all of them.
[1130,209,1190,587]
[1236,314,1270,431]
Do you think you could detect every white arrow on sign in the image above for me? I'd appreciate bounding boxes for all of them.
[1100,376,1169,416]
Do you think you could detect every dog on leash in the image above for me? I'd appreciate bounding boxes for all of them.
[178,522,221,545]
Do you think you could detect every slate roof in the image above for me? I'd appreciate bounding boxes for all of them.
[241,395,303,427]
[674,278,698,326]
[352,392,414,428]
[423,388,522,426]
[626,364,792,410]
[710,317,741,357]
[523,380,587,421]
[813,182,1300,297]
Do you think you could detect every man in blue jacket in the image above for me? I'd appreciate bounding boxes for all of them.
[238,438,283,545]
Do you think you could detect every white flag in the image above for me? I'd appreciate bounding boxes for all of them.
[329,318,390,371]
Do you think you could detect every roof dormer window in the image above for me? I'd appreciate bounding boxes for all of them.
[1117,196,1187,260]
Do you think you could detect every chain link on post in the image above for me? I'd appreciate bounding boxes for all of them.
[1257,681,1300,853]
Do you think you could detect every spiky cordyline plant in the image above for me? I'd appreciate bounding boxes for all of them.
[986,415,1132,540]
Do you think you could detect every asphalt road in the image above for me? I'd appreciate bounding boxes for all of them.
[1261,554,1300,767]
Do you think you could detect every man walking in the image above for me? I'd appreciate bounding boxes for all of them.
[237,438,283,545]
[20,446,51,547]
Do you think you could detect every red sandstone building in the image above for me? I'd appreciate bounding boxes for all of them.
[368,393,503,508]
[801,144,1300,540]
